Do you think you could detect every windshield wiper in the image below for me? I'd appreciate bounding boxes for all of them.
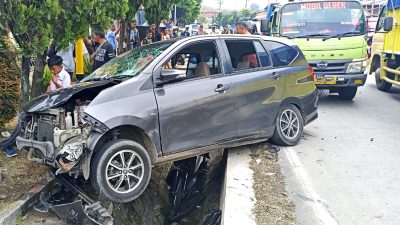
[322,32,362,41]
[288,34,329,39]
[111,75,132,80]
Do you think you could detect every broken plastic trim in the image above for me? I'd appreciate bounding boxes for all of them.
[81,112,109,133]
[34,175,113,225]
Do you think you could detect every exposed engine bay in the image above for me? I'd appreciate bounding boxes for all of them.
[16,80,117,176]
[22,103,90,173]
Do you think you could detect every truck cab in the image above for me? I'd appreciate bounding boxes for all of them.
[266,0,368,100]
[369,1,400,92]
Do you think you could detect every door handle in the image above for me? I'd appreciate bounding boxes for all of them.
[214,84,230,93]
[271,72,280,80]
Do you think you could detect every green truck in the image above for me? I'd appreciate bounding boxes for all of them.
[263,0,368,100]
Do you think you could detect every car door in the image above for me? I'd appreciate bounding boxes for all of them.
[222,38,287,138]
[154,39,236,154]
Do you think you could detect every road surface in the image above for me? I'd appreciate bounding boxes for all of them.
[279,76,400,225]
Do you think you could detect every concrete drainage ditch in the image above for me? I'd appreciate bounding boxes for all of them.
[22,150,225,225]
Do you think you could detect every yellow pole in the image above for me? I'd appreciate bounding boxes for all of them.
[75,38,84,81]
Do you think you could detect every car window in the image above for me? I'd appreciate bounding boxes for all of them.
[253,41,271,67]
[263,41,298,67]
[225,40,260,71]
[376,6,387,31]
[162,40,221,81]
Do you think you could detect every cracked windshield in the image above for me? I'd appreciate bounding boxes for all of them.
[82,42,173,81]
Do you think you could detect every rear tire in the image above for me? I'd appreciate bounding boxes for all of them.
[338,87,357,100]
[90,139,151,203]
[271,104,304,146]
[375,68,392,92]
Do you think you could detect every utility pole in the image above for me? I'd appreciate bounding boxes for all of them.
[245,0,249,8]
[218,0,224,11]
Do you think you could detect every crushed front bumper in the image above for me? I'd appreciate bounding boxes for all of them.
[16,136,56,165]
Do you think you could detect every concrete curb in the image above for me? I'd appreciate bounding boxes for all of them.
[220,146,256,225]
[0,180,51,225]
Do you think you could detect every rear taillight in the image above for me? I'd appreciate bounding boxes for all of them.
[308,66,315,81]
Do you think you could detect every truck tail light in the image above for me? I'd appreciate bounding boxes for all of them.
[308,66,315,81]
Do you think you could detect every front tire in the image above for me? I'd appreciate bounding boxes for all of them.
[375,68,392,92]
[90,139,151,203]
[338,87,357,100]
[271,105,304,146]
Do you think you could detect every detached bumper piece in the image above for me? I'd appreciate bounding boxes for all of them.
[34,175,113,225]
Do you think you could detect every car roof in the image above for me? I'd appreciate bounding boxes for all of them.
[173,35,297,47]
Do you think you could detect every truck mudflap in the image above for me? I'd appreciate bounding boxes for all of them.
[314,73,367,88]
[34,175,113,225]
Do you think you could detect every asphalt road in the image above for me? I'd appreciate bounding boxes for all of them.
[279,76,400,225]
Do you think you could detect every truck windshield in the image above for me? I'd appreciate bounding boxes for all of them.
[82,41,173,82]
[280,1,366,38]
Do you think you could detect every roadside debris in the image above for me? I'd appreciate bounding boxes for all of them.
[34,175,113,225]
[250,143,297,225]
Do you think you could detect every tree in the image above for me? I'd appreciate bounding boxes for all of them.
[0,0,60,103]
[176,0,202,24]
[238,8,256,21]
[0,0,129,101]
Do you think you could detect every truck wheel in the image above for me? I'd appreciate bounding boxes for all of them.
[271,104,304,146]
[375,68,392,92]
[338,87,357,100]
[90,139,151,203]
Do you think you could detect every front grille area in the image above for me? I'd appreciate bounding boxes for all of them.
[309,60,352,75]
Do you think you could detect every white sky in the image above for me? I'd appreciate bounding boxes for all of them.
[202,0,289,11]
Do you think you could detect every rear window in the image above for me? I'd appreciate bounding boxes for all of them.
[263,41,298,67]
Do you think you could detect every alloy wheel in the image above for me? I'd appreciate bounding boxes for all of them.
[105,150,144,194]
[280,109,300,140]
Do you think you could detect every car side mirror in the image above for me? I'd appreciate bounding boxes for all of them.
[159,69,186,84]
[260,19,270,33]
[384,17,393,32]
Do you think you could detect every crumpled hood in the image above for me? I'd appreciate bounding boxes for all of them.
[292,35,367,51]
[22,80,116,113]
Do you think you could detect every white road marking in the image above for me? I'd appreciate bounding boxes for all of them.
[283,147,339,225]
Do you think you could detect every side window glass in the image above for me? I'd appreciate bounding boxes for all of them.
[162,41,221,82]
[376,7,387,31]
[225,40,260,71]
[263,41,298,67]
[253,41,271,67]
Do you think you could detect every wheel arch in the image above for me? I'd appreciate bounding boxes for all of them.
[370,54,381,75]
[277,97,305,123]
[82,124,159,180]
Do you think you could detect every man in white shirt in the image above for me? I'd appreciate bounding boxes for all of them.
[47,55,72,92]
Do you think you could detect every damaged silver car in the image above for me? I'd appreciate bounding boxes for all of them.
[16,35,318,203]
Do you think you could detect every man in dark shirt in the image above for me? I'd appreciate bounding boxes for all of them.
[149,23,160,42]
[92,31,116,71]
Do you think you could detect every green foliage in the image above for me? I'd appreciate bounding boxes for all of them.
[177,0,202,24]
[144,0,175,24]
[42,65,51,87]
[52,0,129,49]
[214,8,257,26]
[0,34,19,128]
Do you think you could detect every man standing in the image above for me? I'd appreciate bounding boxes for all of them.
[210,26,219,35]
[106,23,120,52]
[196,25,206,35]
[130,20,140,49]
[180,26,190,37]
[236,22,251,35]
[92,31,116,71]
[46,55,72,92]
[149,23,160,42]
